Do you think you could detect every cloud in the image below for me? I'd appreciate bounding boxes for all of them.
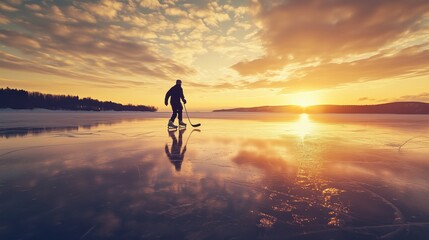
[396,92,429,102]
[0,51,147,88]
[165,7,187,17]
[34,5,68,22]
[233,0,429,76]
[82,0,123,19]
[278,47,429,92]
[224,5,249,18]
[140,0,165,10]
[186,2,232,27]
[185,81,237,90]
[25,3,42,11]
[0,2,18,12]
[233,46,429,93]
[7,0,22,5]
[358,97,374,102]
[0,29,41,49]
[358,92,429,103]
[64,6,97,23]
[122,15,148,27]
[0,1,196,87]
[229,0,429,94]
[0,14,9,24]
[232,56,288,76]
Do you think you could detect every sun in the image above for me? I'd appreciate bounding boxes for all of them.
[293,92,317,107]
[299,101,312,108]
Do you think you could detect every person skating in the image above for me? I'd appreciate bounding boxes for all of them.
[165,79,187,128]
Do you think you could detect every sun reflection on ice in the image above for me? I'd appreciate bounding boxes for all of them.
[294,113,313,141]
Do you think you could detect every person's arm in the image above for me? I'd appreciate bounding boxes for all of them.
[180,88,186,104]
[165,89,171,106]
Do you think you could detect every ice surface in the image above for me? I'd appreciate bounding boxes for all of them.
[1,110,429,239]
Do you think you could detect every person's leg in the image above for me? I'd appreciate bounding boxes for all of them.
[178,105,186,126]
[178,104,183,122]
[170,105,178,122]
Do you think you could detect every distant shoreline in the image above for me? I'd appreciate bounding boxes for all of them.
[0,108,158,112]
[213,102,429,114]
[0,108,160,112]
[0,88,157,112]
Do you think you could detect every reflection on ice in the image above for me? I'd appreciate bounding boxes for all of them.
[165,129,187,172]
[1,111,429,239]
[294,113,313,141]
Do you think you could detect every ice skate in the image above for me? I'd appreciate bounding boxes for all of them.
[168,120,178,129]
[179,120,187,128]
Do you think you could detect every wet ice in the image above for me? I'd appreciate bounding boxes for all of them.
[1,110,429,239]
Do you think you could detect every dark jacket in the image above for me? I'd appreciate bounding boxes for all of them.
[165,84,186,106]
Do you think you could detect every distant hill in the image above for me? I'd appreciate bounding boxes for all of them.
[213,102,429,114]
[0,88,157,112]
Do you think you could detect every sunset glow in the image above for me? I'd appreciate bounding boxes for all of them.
[293,92,317,107]
[2,1,429,237]
[1,0,428,111]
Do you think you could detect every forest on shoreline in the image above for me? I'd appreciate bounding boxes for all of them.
[0,88,157,112]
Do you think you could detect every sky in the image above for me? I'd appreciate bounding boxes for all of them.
[0,0,428,111]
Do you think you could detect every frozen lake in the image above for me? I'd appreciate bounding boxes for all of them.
[1,110,429,240]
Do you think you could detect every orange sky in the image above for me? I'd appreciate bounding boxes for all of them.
[0,0,428,111]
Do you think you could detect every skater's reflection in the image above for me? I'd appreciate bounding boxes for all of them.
[165,128,187,171]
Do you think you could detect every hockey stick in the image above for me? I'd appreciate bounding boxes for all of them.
[183,104,201,127]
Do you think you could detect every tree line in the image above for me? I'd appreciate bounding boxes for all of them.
[0,88,157,112]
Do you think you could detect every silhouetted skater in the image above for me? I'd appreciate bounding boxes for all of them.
[165,79,187,128]
[165,128,187,172]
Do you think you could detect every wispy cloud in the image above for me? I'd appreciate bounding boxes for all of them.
[0,0,260,90]
[140,0,166,10]
[82,0,124,19]
[396,92,429,102]
[25,3,42,11]
[0,2,18,12]
[358,92,429,103]
[229,46,429,92]
[0,51,146,88]
[0,0,200,87]
[232,0,429,92]
[278,46,429,92]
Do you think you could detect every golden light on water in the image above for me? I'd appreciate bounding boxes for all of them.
[2,112,429,238]
[294,113,313,141]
